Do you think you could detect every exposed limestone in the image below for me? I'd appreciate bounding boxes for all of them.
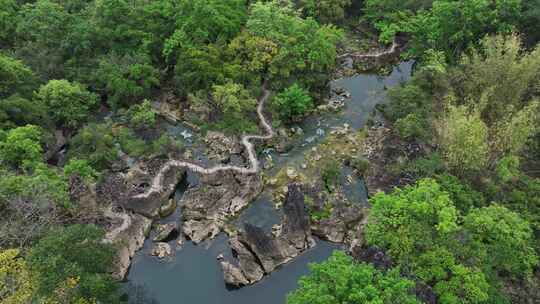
[220,184,315,285]
[110,212,152,280]
[181,171,263,243]
[123,158,187,218]
[151,242,173,259]
[152,223,177,242]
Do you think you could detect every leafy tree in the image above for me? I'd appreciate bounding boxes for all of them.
[27,224,120,303]
[273,84,313,121]
[15,0,72,79]
[245,1,343,90]
[165,0,246,46]
[0,125,43,168]
[366,179,459,261]
[437,105,489,175]
[0,95,48,129]
[95,53,159,109]
[212,82,256,116]
[0,0,19,47]
[519,0,540,46]
[299,0,352,24]
[0,53,36,99]
[463,205,538,277]
[287,251,420,304]
[365,0,522,60]
[68,123,119,170]
[0,164,68,248]
[0,249,34,304]
[169,43,228,93]
[34,80,98,128]
[435,174,485,213]
[366,179,538,303]
[127,99,157,129]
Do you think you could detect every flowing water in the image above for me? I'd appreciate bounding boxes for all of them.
[125,62,413,304]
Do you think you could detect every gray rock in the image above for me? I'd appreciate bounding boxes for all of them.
[124,158,186,218]
[151,242,173,259]
[159,198,177,218]
[111,213,152,280]
[181,172,262,243]
[220,260,249,287]
[152,223,177,242]
[220,184,315,285]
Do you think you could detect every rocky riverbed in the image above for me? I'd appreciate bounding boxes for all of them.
[119,61,412,303]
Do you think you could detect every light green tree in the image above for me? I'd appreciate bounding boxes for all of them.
[34,80,98,128]
[287,251,420,304]
[273,84,313,121]
[0,125,43,168]
[437,105,489,174]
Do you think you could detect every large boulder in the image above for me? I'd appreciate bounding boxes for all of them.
[220,184,315,286]
[151,242,173,259]
[110,212,152,280]
[123,158,186,218]
[181,171,262,243]
[152,223,178,242]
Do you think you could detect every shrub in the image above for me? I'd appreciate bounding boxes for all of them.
[273,84,313,121]
[63,158,99,182]
[321,159,341,192]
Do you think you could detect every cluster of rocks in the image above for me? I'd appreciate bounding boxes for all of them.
[219,184,315,286]
[90,157,188,279]
[150,223,180,259]
[182,171,263,243]
[204,131,245,164]
[318,86,351,112]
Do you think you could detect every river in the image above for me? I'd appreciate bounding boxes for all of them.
[125,62,413,304]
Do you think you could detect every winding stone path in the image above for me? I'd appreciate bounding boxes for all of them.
[133,81,273,200]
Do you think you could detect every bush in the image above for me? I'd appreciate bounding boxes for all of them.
[273,84,313,122]
[68,123,119,170]
[395,113,427,140]
[435,174,485,213]
[128,99,157,129]
[117,127,146,157]
[63,158,99,182]
[0,124,42,168]
[350,157,369,175]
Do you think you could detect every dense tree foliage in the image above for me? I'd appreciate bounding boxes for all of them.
[273,84,313,121]
[365,0,522,60]
[366,179,538,303]
[35,80,98,128]
[287,251,419,304]
[27,225,120,303]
